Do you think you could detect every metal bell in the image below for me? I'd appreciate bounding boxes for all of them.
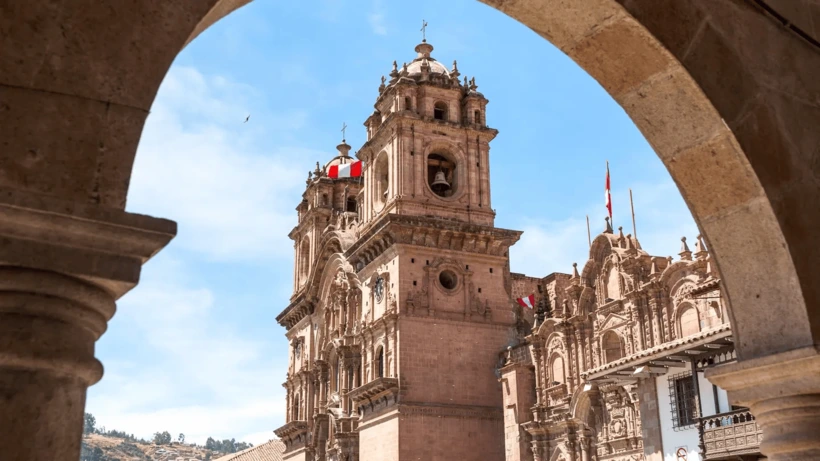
[431,170,450,190]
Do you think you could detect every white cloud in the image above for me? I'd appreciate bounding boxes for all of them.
[510,178,700,277]
[368,0,388,35]
[127,66,322,262]
[89,255,288,444]
[368,13,388,35]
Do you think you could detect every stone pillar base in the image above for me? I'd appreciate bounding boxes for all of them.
[705,346,820,461]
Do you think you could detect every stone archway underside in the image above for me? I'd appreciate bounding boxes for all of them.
[1,0,819,460]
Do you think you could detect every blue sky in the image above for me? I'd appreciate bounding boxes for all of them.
[87,0,699,445]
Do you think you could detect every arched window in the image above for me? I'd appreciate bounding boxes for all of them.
[334,357,340,391]
[346,197,357,213]
[606,269,621,300]
[321,193,329,206]
[292,393,300,421]
[427,152,458,198]
[474,110,481,125]
[374,152,389,210]
[404,97,412,111]
[434,101,448,121]
[550,355,565,385]
[298,238,310,285]
[602,331,624,363]
[377,347,384,378]
[679,305,700,337]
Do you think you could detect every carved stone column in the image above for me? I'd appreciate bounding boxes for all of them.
[0,191,175,461]
[705,346,820,461]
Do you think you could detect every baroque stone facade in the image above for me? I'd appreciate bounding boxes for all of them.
[274,40,523,461]
[501,230,735,461]
[273,39,744,461]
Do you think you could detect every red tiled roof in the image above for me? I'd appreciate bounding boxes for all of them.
[214,440,285,461]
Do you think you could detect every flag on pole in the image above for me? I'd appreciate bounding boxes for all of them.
[516,294,536,310]
[327,160,363,179]
[605,161,612,221]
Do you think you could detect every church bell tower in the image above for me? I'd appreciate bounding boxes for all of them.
[275,38,524,461]
[358,39,497,229]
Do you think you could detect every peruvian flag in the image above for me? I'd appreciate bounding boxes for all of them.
[605,161,612,220]
[327,160,363,179]
[516,294,536,310]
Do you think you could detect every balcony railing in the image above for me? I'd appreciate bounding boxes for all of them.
[698,409,763,460]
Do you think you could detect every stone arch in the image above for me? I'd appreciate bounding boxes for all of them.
[4,1,820,459]
[601,330,625,364]
[677,302,700,338]
[549,353,566,385]
[4,0,817,362]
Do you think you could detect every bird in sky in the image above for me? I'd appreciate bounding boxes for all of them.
[244,114,250,123]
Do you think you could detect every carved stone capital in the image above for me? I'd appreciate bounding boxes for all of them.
[705,346,820,461]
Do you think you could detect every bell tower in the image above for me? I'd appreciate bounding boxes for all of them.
[275,39,523,461]
[358,39,497,230]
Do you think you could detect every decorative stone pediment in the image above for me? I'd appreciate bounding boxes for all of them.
[598,313,628,333]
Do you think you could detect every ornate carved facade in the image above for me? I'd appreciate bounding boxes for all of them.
[274,40,754,461]
[501,228,749,461]
[275,40,523,461]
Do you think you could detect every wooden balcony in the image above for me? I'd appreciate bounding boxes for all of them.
[698,408,763,460]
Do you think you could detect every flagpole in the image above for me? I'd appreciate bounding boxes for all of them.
[586,215,592,248]
[606,160,612,230]
[629,188,637,240]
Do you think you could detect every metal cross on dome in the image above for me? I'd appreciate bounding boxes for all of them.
[421,20,428,41]
[341,122,347,142]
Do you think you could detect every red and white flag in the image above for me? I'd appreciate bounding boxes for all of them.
[516,294,536,310]
[327,160,363,179]
[605,161,612,220]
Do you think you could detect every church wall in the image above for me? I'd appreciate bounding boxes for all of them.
[397,247,516,325]
[398,316,514,407]
[501,363,535,461]
[399,412,505,461]
[359,412,399,461]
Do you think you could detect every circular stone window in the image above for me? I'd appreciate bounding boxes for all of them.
[439,270,458,291]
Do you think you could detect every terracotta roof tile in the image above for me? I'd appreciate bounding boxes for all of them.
[213,440,285,461]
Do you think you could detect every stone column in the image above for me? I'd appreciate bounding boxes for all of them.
[0,191,175,461]
[705,346,820,461]
[636,377,663,461]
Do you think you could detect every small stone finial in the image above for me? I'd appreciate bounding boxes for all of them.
[679,236,693,261]
[390,61,399,80]
[378,75,386,93]
[650,257,659,276]
[469,77,478,91]
[667,256,674,266]
[604,217,613,234]
[572,262,580,278]
[402,62,409,74]
[314,161,322,177]
[463,75,468,87]
[618,226,625,240]
[625,234,634,250]
[306,171,313,185]
[694,234,708,260]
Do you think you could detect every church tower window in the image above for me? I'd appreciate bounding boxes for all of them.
[438,270,458,291]
[474,110,482,125]
[427,153,457,198]
[374,152,389,210]
[346,197,357,213]
[298,238,310,286]
[433,101,448,121]
[377,347,384,378]
[404,97,412,112]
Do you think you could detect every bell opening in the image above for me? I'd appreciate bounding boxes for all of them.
[427,153,456,198]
